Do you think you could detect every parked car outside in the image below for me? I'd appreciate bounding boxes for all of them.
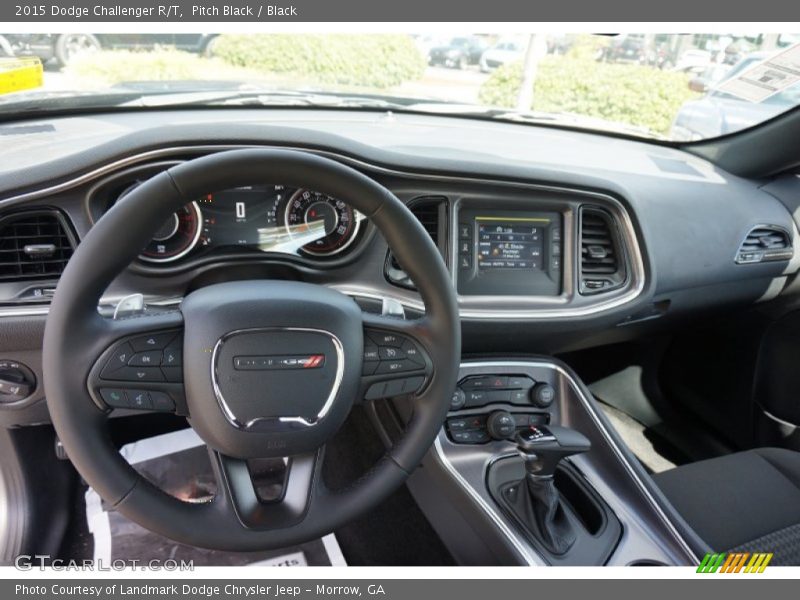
[671,52,800,140]
[479,39,526,72]
[428,36,489,69]
[0,33,218,66]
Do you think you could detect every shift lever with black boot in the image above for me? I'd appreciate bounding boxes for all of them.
[505,425,591,555]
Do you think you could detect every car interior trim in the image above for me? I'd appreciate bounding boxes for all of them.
[0,143,646,320]
[432,359,698,565]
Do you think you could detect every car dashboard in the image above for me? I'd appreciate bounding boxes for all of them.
[4,107,800,566]
[0,107,798,427]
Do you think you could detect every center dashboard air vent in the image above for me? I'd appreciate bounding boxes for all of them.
[385,196,447,289]
[736,226,793,264]
[0,210,77,283]
[579,206,626,294]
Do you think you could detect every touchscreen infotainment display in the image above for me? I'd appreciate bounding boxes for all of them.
[476,217,547,270]
[457,209,562,297]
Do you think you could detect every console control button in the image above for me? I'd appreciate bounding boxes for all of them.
[450,388,466,410]
[508,376,535,389]
[450,429,490,444]
[465,389,511,407]
[531,383,556,408]
[487,410,516,440]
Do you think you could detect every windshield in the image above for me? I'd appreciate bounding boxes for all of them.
[0,32,798,141]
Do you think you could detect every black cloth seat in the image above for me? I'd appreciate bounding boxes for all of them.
[653,447,800,565]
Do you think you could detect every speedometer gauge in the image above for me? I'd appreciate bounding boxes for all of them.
[139,202,203,263]
[284,189,360,256]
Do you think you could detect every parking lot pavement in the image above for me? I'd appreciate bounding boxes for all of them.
[397,66,490,103]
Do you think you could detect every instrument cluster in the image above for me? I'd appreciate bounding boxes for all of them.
[117,182,365,264]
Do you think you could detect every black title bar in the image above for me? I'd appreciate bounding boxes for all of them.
[2,0,797,22]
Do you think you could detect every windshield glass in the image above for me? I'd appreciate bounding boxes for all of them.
[0,32,798,141]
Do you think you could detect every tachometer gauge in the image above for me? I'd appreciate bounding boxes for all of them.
[284,189,360,256]
[139,202,203,263]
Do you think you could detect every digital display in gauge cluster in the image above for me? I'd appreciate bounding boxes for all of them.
[132,183,363,264]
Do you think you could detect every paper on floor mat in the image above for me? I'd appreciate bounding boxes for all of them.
[86,427,346,566]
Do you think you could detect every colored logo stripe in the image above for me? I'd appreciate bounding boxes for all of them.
[697,553,773,573]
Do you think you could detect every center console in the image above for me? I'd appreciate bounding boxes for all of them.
[381,359,701,566]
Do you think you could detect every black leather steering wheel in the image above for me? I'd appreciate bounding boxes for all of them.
[43,149,460,551]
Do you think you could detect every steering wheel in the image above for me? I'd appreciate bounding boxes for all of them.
[43,149,460,551]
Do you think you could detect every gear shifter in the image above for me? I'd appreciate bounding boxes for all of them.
[505,425,591,555]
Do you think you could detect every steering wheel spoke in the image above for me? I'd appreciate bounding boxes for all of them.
[209,446,323,530]
[359,313,434,402]
[87,311,187,416]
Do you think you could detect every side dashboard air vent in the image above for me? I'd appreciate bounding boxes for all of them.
[736,226,793,264]
[385,197,447,289]
[0,210,77,282]
[579,206,626,294]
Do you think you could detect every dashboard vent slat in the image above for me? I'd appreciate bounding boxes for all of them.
[385,197,447,289]
[579,207,626,294]
[736,226,793,264]
[0,211,76,282]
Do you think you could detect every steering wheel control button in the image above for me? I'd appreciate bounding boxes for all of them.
[362,361,379,376]
[531,383,556,408]
[161,340,182,367]
[114,367,165,382]
[364,376,425,400]
[367,331,403,347]
[128,390,153,410]
[130,332,176,352]
[375,359,418,374]
[401,338,424,365]
[363,345,380,362]
[99,388,128,409]
[128,350,162,367]
[149,391,176,412]
[450,388,466,410]
[378,346,405,360]
[161,366,183,383]
[100,342,134,378]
